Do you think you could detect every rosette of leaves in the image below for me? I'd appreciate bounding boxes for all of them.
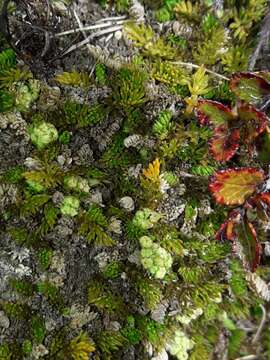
[196,72,270,162]
[196,100,268,162]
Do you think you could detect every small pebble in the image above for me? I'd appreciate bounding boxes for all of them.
[119,196,135,212]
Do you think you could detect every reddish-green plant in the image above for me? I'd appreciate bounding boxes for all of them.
[196,72,270,271]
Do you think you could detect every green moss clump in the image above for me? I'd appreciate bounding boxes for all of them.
[29,121,58,150]
[60,196,80,217]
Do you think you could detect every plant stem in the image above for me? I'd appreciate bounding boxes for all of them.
[171,61,229,81]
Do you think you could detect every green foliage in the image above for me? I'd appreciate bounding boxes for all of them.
[174,0,200,22]
[24,163,62,190]
[1,301,29,320]
[88,280,125,314]
[8,227,37,247]
[9,278,34,297]
[36,203,59,236]
[221,45,250,73]
[79,205,115,246]
[55,70,91,88]
[95,63,107,85]
[136,316,165,346]
[121,316,142,345]
[21,340,32,355]
[31,315,46,344]
[20,194,50,217]
[193,26,226,65]
[114,0,130,12]
[151,61,189,93]
[0,49,16,75]
[36,281,65,311]
[112,66,148,110]
[187,240,230,263]
[67,332,95,359]
[229,0,268,41]
[61,101,106,127]
[136,277,162,310]
[37,248,53,270]
[59,130,71,144]
[2,166,24,184]
[178,266,205,284]
[124,23,177,59]
[229,259,248,298]
[0,90,14,112]
[0,343,11,360]
[228,329,246,359]
[102,261,122,279]
[96,331,126,355]
[153,109,173,139]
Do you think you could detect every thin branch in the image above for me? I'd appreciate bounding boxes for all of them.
[252,304,267,344]
[72,8,94,58]
[95,15,127,23]
[55,19,128,37]
[234,356,258,360]
[171,61,229,81]
[61,25,123,57]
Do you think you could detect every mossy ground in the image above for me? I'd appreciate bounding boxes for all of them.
[0,0,270,359]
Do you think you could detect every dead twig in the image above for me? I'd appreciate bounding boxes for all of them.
[54,19,128,37]
[61,25,122,57]
[252,304,267,344]
[171,61,229,81]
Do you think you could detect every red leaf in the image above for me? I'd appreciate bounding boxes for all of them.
[237,103,268,144]
[196,100,234,127]
[216,210,242,241]
[249,192,270,221]
[209,125,240,162]
[216,212,261,271]
[230,72,270,105]
[209,168,265,205]
[236,218,261,272]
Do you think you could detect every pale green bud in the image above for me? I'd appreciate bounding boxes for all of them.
[29,121,58,150]
[60,196,80,217]
[64,175,90,193]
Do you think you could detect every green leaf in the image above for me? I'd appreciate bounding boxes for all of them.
[196,100,234,127]
[209,168,265,205]
[230,72,270,106]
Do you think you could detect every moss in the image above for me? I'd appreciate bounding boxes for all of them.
[9,278,35,297]
[102,261,122,279]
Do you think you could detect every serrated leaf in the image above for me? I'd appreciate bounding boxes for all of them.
[196,100,234,127]
[237,103,268,144]
[230,72,270,105]
[236,218,261,272]
[209,168,264,205]
[209,125,240,162]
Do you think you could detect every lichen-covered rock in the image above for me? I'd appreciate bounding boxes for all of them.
[119,196,135,212]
